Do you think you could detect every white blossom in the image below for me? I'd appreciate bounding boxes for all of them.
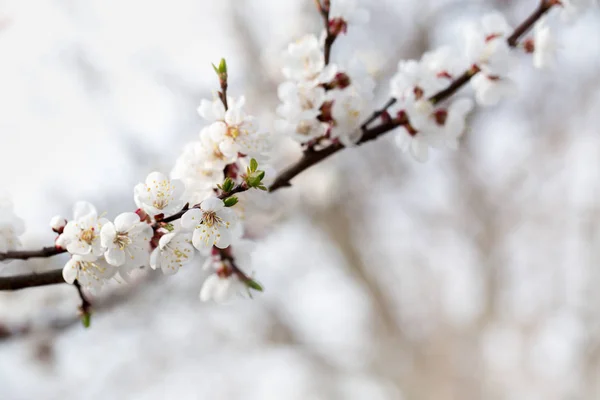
[282,35,325,81]
[180,196,239,250]
[465,12,516,105]
[149,231,195,275]
[199,273,246,303]
[100,212,153,276]
[199,96,271,159]
[171,138,227,205]
[532,18,556,69]
[49,215,67,232]
[56,201,107,257]
[470,74,517,106]
[199,242,256,302]
[62,253,117,293]
[0,193,24,256]
[134,172,186,218]
[329,87,370,145]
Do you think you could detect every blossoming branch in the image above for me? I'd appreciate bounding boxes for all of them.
[0,0,595,326]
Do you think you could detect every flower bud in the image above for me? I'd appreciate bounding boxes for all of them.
[50,215,67,233]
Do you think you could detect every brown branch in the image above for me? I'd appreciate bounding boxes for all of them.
[0,269,64,290]
[361,98,397,130]
[316,0,336,65]
[269,118,405,192]
[74,280,92,327]
[431,0,553,105]
[270,0,556,191]
[0,0,561,291]
[160,183,248,224]
[0,246,65,262]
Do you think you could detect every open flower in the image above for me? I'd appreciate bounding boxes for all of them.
[200,273,246,303]
[101,212,153,275]
[149,231,195,275]
[56,201,107,257]
[62,253,117,293]
[282,35,325,81]
[134,172,186,218]
[181,197,239,250]
[0,192,24,257]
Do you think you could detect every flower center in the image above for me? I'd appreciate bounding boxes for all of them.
[114,233,132,250]
[153,195,168,210]
[80,228,95,244]
[203,211,223,227]
[228,126,240,139]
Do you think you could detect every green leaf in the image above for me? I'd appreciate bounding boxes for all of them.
[221,177,235,193]
[81,313,91,328]
[250,158,258,172]
[257,170,265,181]
[163,223,175,232]
[218,58,227,74]
[246,279,264,292]
[223,196,239,207]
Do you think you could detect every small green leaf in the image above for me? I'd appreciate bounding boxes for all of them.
[211,63,219,75]
[250,158,258,172]
[257,170,265,181]
[221,177,235,193]
[218,58,227,74]
[81,313,91,328]
[163,223,175,232]
[257,185,268,191]
[246,279,264,292]
[223,196,239,207]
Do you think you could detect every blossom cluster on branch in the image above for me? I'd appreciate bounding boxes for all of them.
[0,0,598,324]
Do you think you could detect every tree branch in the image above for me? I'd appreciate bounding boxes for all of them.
[0,0,560,290]
[0,269,64,290]
[270,0,556,190]
[0,246,65,262]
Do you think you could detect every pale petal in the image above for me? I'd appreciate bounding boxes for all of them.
[181,209,203,230]
[114,212,140,232]
[215,228,232,249]
[199,274,219,301]
[100,222,117,248]
[145,171,168,186]
[62,260,79,284]
[158,232,177,249]
[201,196,224,212]
[67,240,91,255]
[73,201,97,220]
[105,247,126,267]
[149,248,160,270]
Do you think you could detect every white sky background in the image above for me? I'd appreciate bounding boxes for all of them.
[1,0,600,399]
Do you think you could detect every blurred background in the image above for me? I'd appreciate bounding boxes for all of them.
[1,0,600,399]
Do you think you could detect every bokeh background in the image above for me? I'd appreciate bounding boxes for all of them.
[1,0,600,399]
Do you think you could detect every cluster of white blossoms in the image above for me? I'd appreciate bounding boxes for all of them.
[276,0,374,148]
[1,0,598,310]
[385,1,596,162]
[50,77,270,300]
[0,193,24,258]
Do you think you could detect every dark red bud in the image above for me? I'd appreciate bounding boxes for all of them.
[328,18,348,36]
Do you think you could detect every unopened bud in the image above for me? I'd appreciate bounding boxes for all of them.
[329,18,348,36]
[50,215,67,233]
